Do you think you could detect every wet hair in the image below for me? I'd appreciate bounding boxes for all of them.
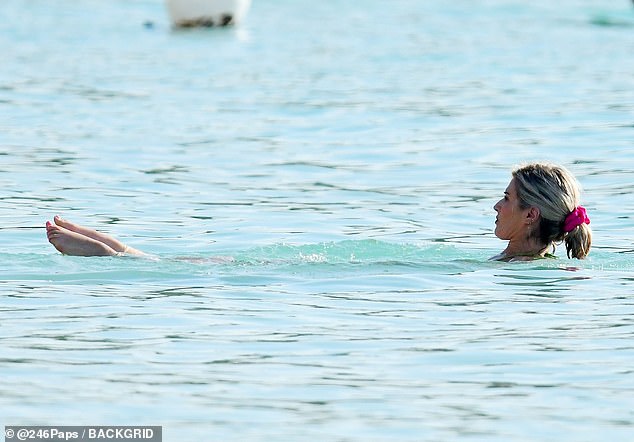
[512,163,592,259]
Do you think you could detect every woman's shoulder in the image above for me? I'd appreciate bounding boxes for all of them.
[490,252,558,262]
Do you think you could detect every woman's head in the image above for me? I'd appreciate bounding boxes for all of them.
[511,163,592,259]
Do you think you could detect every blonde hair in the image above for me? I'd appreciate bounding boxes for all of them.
[512,163,592,259]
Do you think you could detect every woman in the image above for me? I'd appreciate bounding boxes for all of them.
[46,162,592,261]
[491,162,592,261]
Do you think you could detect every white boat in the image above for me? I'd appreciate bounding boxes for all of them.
[166,0,251,27]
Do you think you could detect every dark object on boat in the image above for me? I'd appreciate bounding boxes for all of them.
[176,14,233,27]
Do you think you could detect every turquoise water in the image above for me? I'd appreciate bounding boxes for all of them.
[2,0,634,440]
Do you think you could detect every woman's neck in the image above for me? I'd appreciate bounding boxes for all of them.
[499,239,550,261]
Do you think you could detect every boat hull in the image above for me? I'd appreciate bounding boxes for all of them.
[166,0,251,27]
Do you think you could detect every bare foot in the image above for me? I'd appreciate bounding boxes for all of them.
[46,221,118,256]
[53,215,146,256]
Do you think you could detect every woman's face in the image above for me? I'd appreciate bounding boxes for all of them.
[493,178,530,241]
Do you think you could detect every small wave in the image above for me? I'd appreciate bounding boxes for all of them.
[589,14,634,28]
[230,239,476,265]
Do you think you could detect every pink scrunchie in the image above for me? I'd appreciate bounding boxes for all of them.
[564,206,590,233]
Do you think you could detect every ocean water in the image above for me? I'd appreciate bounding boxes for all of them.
[1,0,634,440]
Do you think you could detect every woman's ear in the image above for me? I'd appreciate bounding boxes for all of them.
[526,207,541,224]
